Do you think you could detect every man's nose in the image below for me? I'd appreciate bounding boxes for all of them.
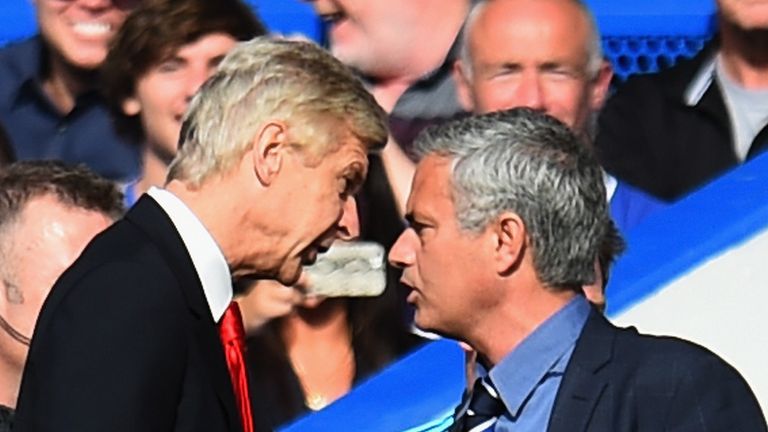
[388,229,416,269]
[517,73,546,111]
[336,195,360,241]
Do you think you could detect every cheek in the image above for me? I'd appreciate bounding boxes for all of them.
[545,84,589,121]
[136,81,181,115]
[474,80,520,113]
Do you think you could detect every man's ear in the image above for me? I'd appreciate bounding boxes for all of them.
[0,278,23,314]
[492,212,526,275]
[251,121,288,186]
[121,96,141,116]
[590,60,614,111]
[453,60,476,112]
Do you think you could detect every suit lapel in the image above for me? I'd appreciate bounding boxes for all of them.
[547,310,616,432]
[125,196,241,431]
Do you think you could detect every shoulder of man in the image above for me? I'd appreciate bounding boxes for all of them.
[608,323,766,430]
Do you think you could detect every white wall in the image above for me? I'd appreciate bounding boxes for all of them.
[612,226,768,414]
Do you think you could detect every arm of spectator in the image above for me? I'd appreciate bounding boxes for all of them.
[237,279,305,334]
[369,82,418,218]
[380,135,416,218]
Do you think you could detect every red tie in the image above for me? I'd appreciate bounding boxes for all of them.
[218,301,254,432]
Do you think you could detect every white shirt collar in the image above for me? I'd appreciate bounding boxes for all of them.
[684,52,718,106]
[147,187,232,322]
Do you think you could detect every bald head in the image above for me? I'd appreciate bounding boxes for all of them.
[462,0,602,78]
[454,0,612,139]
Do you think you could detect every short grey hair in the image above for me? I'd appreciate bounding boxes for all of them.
[169,36,388,186]
[460,0,604,80]
[414,108,613,289]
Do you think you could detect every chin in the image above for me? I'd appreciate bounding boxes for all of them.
[276,265,302,287]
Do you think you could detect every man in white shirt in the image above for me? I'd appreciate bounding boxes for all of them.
[13,37,387,432]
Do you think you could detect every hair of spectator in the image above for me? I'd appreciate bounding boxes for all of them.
[413,108,612,290]
[0,161,125,232]
[102,0,267,144]
[459,0,604,80]
[598,218,626,286]
[0,122,14,165]
[169,37,388,187]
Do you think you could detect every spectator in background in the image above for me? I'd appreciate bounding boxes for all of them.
[453,0,665,239]
[14,37,387,432]
[0,0,141,181]
[102,0,266,206]
[305,0,471,247]
[0,161,123,432]
[0,124,14,165]
[596,0,768,201]
[389,108,766,432]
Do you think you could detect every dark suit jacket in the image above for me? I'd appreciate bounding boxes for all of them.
[548,310,767,432]
[596,38,768,202]
[14,196,242,432]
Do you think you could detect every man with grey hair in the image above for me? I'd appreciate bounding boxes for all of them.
[389,108,766,431]
[0,161,122,432]
[14,37,387,432]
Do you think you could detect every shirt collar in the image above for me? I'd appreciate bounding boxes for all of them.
[683,50,718,107]
[147,187,232,322]
[488,296,591,418]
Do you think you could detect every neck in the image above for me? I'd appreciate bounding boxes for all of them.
[282,299,351,352]
[42,52,95,114]
[468,277,577,366]
[0,361,20,409]
[137,144,174,196]
[282,299,355,409]
[372,1,468,91]
[719,23,768,88]
[166,176,256,275]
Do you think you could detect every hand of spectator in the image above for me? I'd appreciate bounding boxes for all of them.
[379,135,416,218]
[236,278,306,334]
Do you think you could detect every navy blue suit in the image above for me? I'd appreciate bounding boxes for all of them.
[14,196,242,432]
[548,309,767,431]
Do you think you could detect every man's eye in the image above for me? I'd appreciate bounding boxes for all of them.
[410,221,428,235]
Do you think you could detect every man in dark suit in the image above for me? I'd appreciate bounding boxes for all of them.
[0,161,122,432]
[13,37,388,432]
[388,108,766,431]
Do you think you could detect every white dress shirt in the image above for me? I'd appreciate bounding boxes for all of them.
[147,187,232,322]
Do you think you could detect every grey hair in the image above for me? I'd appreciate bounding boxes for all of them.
[459,0,604,80]
[414,108,613,289]
[168,36,388,186]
